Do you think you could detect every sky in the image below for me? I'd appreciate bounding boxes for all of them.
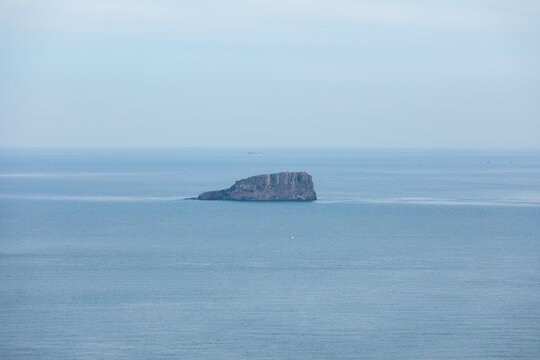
[0,0,539,148]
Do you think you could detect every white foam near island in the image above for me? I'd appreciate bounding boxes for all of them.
[1,194,539,206]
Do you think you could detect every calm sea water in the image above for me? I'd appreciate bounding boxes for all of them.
[1,149,539,359]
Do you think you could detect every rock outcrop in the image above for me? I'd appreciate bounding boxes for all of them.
[193,172,317,201]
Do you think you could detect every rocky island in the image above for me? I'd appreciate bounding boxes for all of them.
[192,172,317,201]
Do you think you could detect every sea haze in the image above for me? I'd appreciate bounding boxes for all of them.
[1,149,539,359]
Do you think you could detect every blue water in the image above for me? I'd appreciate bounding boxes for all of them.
[1,149,539,359]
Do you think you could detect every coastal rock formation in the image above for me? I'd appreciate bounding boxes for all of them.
[194,172,317,201]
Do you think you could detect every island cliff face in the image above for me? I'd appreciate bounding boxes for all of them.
[195,172,317,201]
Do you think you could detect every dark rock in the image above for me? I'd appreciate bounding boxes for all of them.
[193,172,317,201]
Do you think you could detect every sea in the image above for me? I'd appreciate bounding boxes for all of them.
[1,148,539,359]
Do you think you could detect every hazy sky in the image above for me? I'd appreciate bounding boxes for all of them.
[1,0,539,148]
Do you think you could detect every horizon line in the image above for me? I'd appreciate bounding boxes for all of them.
[1,146,539,151]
